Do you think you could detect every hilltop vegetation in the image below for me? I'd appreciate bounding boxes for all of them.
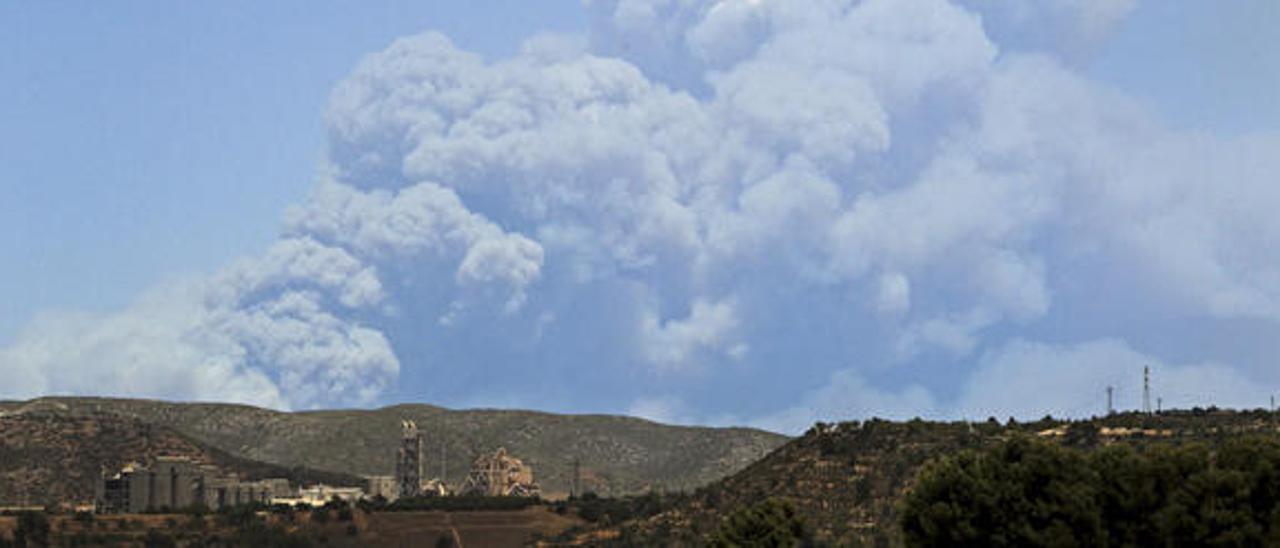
[587,408,1280,546]
[0,397,785,498]
[903,434,1280,546]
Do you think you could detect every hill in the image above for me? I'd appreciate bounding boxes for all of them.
[0,397,786,498]
[589,408,1280,546]
[0,409,361,506]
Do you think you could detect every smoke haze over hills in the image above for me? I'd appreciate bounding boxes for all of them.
[2,0,1278,433]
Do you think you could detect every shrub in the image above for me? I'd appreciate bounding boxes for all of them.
[143,529,177,548]
[14,511,51,547]
[708,498,810,547]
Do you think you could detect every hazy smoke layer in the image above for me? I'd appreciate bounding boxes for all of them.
[4,0,1278,431]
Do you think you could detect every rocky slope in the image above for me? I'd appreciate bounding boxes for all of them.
[595,409,1280,546]
[0,409,361,506]
[0,397,787,498]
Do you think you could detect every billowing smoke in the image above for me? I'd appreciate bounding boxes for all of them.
[4,0,1278,432]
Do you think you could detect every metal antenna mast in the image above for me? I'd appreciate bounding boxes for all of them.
[1143,366,1152,414]
[1106,386,1114,416]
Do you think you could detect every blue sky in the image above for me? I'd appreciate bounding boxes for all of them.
[0,1,585,340]
[2,1,1278,432]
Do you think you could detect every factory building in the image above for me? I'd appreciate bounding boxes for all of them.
[95,457,292,514]
[461,447,539,497]
[297,485,365,506]
[365,475,398,502]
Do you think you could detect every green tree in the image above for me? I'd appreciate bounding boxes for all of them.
[13,511,50,548]
[900,436,1101,547]
[709,498,810,547]
[143,529,177,548]
[903,434,1280,546]
[1152,438,1280,545]
[310,508,329,524]
[71,511,93,525]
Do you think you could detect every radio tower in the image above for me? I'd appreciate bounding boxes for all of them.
[1143,366,1152,414]
[1106,386,1114,416]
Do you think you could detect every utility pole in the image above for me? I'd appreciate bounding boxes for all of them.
[1106,386,1114,416]
[1157,397,1163,414]
[1143,366,1152,414]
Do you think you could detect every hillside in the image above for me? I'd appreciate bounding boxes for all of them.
[0,397,787,497]
[0,409,361,506]
[592,409,1280,546]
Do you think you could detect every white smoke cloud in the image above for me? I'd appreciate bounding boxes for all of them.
[3,0,1278,433]
[956,0,1138,61]
[282,179,544,314]
[0,274,396,410]
[642,298,745,371]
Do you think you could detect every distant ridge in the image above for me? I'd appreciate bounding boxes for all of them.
[0,397,787,498]
[0,411,361,505]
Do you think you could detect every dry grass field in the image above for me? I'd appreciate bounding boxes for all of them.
[0,507,584,547]
[339,508,584,547]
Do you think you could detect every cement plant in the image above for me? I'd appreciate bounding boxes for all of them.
[88,419,541,512]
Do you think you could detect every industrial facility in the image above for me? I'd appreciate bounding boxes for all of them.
[395,419,425,499]
[365,475,398,502]
[461,447,540,497]
[95,457,291,514]
[96,419,542,514]
[392,419,539,499]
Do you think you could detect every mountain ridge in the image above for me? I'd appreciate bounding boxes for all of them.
[0,396,787,498]
[0,411,364,506]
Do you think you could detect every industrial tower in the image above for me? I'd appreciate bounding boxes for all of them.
[397,420,424,499]
[1143,366,1152,414]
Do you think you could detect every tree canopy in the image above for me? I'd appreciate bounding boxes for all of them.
[901,435,1280,547]
[710,497,811,547]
